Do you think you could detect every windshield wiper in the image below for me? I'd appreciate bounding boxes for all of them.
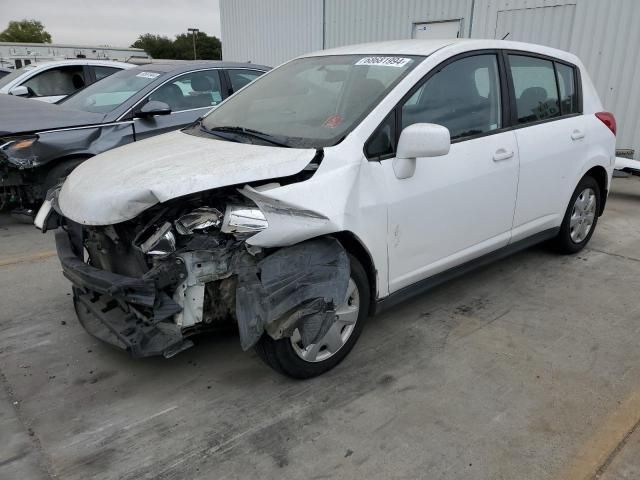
[208,126,290,148]
[197,122,242,143]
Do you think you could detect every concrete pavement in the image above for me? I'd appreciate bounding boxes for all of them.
[2,177,640,479]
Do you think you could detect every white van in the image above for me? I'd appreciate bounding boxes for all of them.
[40,39,616,378]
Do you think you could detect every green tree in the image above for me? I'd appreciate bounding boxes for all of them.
[0,19,52,43]
[131,34,177,59]
[131,31,221,60]
[173,32,222,60]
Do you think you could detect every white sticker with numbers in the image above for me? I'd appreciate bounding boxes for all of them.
[136,71,160,79]
[355,57,412,68]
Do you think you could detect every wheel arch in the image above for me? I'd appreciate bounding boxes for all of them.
[583,165,608,215]
[332,231,378,312]
[37,153,93,178]
[39,154,93,198]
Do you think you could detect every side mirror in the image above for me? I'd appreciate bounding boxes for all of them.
[393,123,451,179]
[9,85,30,97]
[135,100,171,118]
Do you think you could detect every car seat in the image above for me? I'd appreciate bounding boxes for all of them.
[150,83,184,110]
[342,77,386,120]
[71,73,85,90]
[517,86,550,122]
[187,75,216,108]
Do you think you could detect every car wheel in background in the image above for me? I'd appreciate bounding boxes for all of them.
[42,157,88,196]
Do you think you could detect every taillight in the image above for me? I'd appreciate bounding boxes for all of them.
[596,112,616,136]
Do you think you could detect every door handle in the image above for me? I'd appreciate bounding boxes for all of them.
[571,130,585,141]
[493,149,514,162]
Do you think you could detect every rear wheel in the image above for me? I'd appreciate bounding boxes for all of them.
[553,175,601,254]
[255,254,370,379]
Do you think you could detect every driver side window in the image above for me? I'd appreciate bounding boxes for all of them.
[147,70,223,112]
[401,54,502,141]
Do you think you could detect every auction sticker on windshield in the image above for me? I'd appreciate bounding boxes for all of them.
[136,72,161,79]
[355,57,412,67]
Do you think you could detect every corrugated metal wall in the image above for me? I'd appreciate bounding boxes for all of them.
[323,0,472,48]
[472,0,640,156]
[220,0,323,67]
[569,0,640,157]
[220,0,640,156]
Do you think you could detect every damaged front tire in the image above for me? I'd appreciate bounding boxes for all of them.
[254,255,369,379]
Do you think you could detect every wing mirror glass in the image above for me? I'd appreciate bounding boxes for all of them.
[9,85,30,97]
[393,123,451,179]
[135,100,172,118]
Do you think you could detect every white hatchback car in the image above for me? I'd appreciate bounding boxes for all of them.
[40,39,616,378]
[0,59,133,103]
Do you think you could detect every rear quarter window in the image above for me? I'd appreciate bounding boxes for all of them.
[556,63,580,115]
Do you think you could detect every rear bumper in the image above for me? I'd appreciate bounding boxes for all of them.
[56,231,191,358]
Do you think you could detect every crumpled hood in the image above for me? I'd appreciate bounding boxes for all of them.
[0,94,105,136]
[58,130,316,225]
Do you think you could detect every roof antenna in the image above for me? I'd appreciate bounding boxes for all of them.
[501,32,510,40]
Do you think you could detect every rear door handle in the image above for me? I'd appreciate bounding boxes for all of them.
[571,130,585,140]
[493,149,514,162]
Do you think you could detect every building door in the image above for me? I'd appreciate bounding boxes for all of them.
[494,4,577,50]
[412,20,461,39]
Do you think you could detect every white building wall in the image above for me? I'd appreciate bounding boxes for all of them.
[323,0,472,48]
[472,0,640,157]
[220,0,640,156]
[220,0,323,67]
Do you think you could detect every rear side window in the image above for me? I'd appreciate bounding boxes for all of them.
[227,69,264,92]
[93,66,121,81]
[509,55,560,124]
[556,63,579,115]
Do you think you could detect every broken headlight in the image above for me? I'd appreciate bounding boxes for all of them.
[135,221,176,256]
[0,135,39,168]
[175,207,223,235]
[221,205,268,234]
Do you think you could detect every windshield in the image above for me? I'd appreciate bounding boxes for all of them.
[59,68,163,113]
[0,65,36,89]
[199,55,421,148]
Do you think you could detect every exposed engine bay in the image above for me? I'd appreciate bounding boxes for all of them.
[51,183,350,358]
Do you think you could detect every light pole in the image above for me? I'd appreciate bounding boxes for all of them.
[187,28,199,60]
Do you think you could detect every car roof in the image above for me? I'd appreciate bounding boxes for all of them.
[129,60,271,74]
[301,39,579,64]
[20,59,133,69]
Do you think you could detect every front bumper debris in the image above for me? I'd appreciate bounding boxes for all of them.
[56,231,191,358]
[54,197,351,359]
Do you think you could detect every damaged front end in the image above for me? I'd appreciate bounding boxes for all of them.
[52,186,350,358]
[0,135,42,207]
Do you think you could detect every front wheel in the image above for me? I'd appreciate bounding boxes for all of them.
[42,158,87,197]
[553,175,601,254]
[255,254,370,379]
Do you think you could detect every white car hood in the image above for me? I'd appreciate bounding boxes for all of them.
[58,130,316,225]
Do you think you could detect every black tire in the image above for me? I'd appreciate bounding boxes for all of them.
[42,158,87,197]
[255,254,370,379]
[553,175,601,254]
